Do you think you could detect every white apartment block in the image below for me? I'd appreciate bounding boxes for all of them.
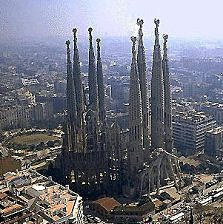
[173,111,216,153]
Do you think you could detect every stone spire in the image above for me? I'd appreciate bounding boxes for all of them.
[151,19,164,149]
[128,36,144,175]
[137,18,150,149]
[96,38,106,124]
[65,40,77,150]
[88,28,98,113]
[85,109,98,151]
[72,28,84,130]
[162,34,173,152]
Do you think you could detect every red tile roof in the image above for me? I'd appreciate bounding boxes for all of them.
[94,197,121,212]
[2,204,23,216]
[0,192,7,200]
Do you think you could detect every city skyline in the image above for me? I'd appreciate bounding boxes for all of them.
[1,1,223,223]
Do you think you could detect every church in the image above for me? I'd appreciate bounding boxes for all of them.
[55,18,181,199]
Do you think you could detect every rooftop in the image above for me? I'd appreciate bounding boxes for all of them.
[174,110,213,123]
[94,197,121,212]
[0,169,83,223]
[207,127,223,135]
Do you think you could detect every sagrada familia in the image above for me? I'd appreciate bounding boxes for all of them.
[55,18,181,198]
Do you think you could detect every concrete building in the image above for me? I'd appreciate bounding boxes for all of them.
[183,82,199,99]
[0,105,32,130]
[196,102,223,125]
[205,127,223,157]
[0,170,84,224]
[21,78,41,93]
[54,80,66,94]
[173,111,216,154]
[0,88,36,130]
[33,101,53,122]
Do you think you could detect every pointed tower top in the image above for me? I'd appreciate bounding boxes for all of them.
[154,18,160,27]
[137,18,144,37]
[96,37,106,123]
[88,27,98,112]
[72,28,79,55]
[163,34,168,48]
[131,36,137,61]
[154,18,160,45]
[96,38,101,51]
[65,40,71,60]
[88,27,93,48]
[137,18,144,28]
[96,38,101,58]
[131,36,137,43]
[131,36,137,56]
[72,28,77,35]
[65,40,70,47]
[72,28,77,43]
[88,27,93,39]
[163,34,168,41]
[163,34,168,58]
[88,27,93,33]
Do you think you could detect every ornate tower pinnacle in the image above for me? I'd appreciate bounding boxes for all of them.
[96,38,106,124]
[73,28,77,40]
[65,40,77,150]
[151,18,164,149]
[137,18,150,149]
[66,40,71,61]
[128,36,143,177]
[88,27,99,113]
[162,34,173,152]
[131,36,137,54]
[163,34,168,57]
[72,28,84,130]
[137,18,143,28]
[154,18,160,45]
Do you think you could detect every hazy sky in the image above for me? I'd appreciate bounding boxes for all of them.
[1,0,223,41]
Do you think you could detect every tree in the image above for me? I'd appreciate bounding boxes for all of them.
[47,141,54,148]
[194,205,213,224]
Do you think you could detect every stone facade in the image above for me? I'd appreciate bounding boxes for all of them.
[56,29,122,197]
[151,19,165,150]
[56,19,181,199]
[0,105,32,130]
[124,20,181,197]
[137,19,150,149]
[163,34,173,153]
